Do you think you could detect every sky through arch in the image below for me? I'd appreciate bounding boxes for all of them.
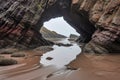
[43,17,80,37]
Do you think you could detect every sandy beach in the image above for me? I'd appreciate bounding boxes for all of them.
[0,46,120,80]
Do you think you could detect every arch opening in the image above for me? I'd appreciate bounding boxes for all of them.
[36,0,96,43]
[42,17,80,38]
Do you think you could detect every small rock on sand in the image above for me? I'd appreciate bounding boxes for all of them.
[46,57,53,60]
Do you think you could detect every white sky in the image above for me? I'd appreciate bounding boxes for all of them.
[43,17,80,37]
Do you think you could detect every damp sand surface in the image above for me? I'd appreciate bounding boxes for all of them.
[0,39,120,80]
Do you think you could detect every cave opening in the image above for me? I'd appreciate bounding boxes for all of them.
[0,0,97,48]
[36,0,96,43]
[42,17,80,38]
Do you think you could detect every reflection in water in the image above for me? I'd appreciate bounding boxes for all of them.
[40,39,81,68]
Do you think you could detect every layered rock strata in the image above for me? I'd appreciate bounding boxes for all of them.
[0,0,120,53]
[72,0,120,53]
[0,0,53,48]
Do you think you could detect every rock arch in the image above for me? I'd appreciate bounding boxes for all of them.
[0,0,120,53]
[0,0,96,48]
[35,0,96,43]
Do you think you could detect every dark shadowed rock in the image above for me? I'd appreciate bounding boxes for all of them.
[46,57,53,60]
[56,43,73,47]
[0,58,17,66]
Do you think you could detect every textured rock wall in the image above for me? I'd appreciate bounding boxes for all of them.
[0,0,53,48]
[0,0,96,48]
[0,0,120,53]
[72,0,120,53]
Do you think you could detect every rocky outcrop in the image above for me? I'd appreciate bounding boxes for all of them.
[0,0,53,48]
[0,0,120,53]
[40,27,66,38]
[72,0,120,53]
[0,0,95,48]
[68,34,79,41]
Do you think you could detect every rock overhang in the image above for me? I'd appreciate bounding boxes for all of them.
[0,0,120,53]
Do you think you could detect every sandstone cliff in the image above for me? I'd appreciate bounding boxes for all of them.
[0,0,120,53]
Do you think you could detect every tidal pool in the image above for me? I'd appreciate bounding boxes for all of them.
[40,39,81,68]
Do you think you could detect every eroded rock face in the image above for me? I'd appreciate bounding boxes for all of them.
[0,0,96,48]
[0,0,120,53]
[0,0,53,48]
[72,0,120,53]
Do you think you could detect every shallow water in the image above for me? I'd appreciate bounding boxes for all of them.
[40,39,81,68]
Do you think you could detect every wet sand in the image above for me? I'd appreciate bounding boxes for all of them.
[0,46,56,80]
[40,53,120,80]
[0,47,120,80]
[67,53,120,80]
